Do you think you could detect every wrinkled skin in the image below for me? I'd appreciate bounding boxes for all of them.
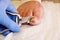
[17,1,44,26]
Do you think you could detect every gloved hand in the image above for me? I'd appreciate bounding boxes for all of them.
[0,0,20,36]
[17,1,44,26]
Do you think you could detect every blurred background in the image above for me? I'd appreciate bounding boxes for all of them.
[12,0,60,3]
[10,0,60,40]
[0,0,60,40]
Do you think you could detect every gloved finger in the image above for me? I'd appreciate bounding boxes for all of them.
[0,26,5,33]
[0,0,20,32]
[6,1,17,13]
[0,11,20,32]
[0,28,11,36]
[0,25,8,36]
[0,0,10,10]
[2,29,11,36]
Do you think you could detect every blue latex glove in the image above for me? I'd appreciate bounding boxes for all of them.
[0,0,20,36]
[6,0,17,13]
